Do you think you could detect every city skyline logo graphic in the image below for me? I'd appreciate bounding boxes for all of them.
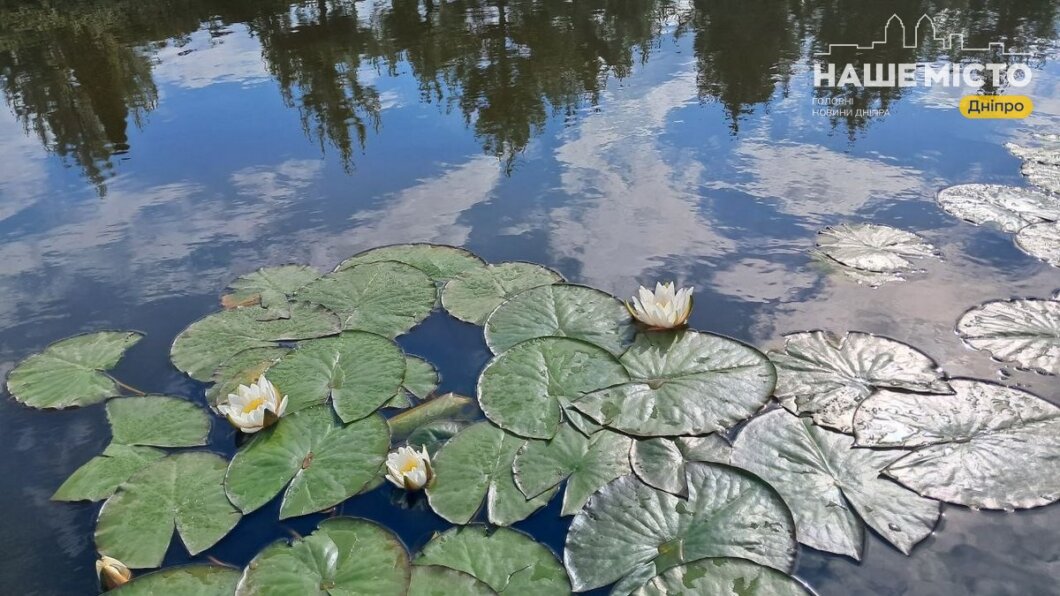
[815,14,1034,58]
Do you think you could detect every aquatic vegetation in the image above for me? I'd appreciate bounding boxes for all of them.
[217,375,287,434]
[956,296,1060,375]
[1015,221,1060,266]
[96,556,132,590]
[625,282,694,329]
[385,445,433,491]
[816,223,938,273]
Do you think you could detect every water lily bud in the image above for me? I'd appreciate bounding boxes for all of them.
[96,555,132,590]
[627,282,694,329]
[217,374,289,434]
[385,445,433,491]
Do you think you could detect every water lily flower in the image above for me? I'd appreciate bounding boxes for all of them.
[627,282,694,329]
[96,555,131,590]
[385,445,433,491]
[217,375,288,434]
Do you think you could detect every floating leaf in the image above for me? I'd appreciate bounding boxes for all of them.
[95,452,242,568]
[52,444,164,502]
[769,331,951,433]
[936,184,1060,232]
[225,406,389,519]
[400,355,439,401]
[7,331,143,409]
[816,223,935,272]
[630,434,731,497]
[731,409,939,559]
[414,525,570,594]
[564,462,797,592]
[571,331,775,437]
[262,331,406,422]
[514,424,632,515]
[408,566,494,596]
[1023,161,1060,194]
[335,243,484,282]
[236,517,410,595]
[478,337,628,439]
[629,558,812,596]
[171,304,341,381]
[106,396,210,448]
[1016,221,1060,267]
[112,565,241,595]
[484,284,635,356]
[442,262,564,325]
[854,379,1060,510]
[956,298,1060,375]
[388,393,477,442]
[1007,142,1060,166]
[406,421,468,456]
[206,346,290,409]
[222,265,321,318]
[426,421,556,525]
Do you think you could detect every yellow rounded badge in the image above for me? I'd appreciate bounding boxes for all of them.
[960,96,1033,119]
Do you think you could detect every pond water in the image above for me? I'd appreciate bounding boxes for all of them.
[1,0,1058,593]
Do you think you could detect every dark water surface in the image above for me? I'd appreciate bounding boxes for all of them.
[1,0,1059,593]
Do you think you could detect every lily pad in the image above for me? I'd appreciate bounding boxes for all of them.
[400,355,439,401]
[571,331,776,437]
[816,223,936,272]
[106,396,210,448]
[7,331,143,409]
[261,331,406,422]
[414,525,570,594]
[222,265,321,318]
[408,566,494,596]
[335,243,484,282]
[225,406,389,519]
[629,558,812,596]
[442,262,564,325]
[484,284,635,356]
[630,434,731,497]
[95,452,242,568]
[425,421,556,525]
[956,298,1060,375]
[1016,221,1060,267]
[112,565,241,595]
[854,379,1060,510]
[1023,161,1060,194]
[206,346,291,409]
[236,517,410,595]
[731,409,939,559]
[296,262,436,337]
[171,303,341,381]
[564,462,797,592]
[52,444,164,502]
[388,393,477,442]
[406,421,467,455]
[478,337,629,439]
[936,184,1060,232]
[769,331,951,433]
[513,424,632,515]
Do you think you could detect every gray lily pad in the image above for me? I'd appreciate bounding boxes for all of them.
[1016,221,1060,267]
[95,452,242,568]
[564,462,797,592]
[425,421,556,525]
[225,406,389,519]
[52,444,164,502]
[731,409,939,560]
[630,434,731,497]
[936,184,1060,232]
[1007,142,1060,166]
[629,558,812,596]
[571,331,776,437]
[296,262,436,337]
[335,243,485,282]
[388,393,477,442]
[112,565,241,595]
[414,525,570,594]
[262,331,406,422]
[7,331,143,409]
[222,265,321,319]
[206,346,291,409]
[478,337,629,439]
[769,331,952,433]
[854,379,1060,510]
[1023,161,1060,194]
[408,566,495,596]
[484,284,635,356]
[171,303,341,381]
[235,517,410,595]
[811,250,906,287]
[956,298,1060,375]
[513,424,632,515]
[442,262,564,325]
[816,223,936,272]
[106,396,210,448]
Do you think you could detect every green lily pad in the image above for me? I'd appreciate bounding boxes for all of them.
[425,421,556,525]
[95,452,242,568]
[106,396,210,448]
[52,443,164,502]
[478,337,629,439]
[7,331,143,409]
[513,424,631,515]
[769,331,951,433]
[112,565,241,595]
[335,244,484,282]
[406,421,468,455]
[442,262,564,325]
[956,298,1060,375]
[1016,221,1060,267]
[629,558,812,596]
[408,566,495,596]
[630,434,731,497]
[388,393,477,442]
[816,223,936,273]
[206,346,291,409]
[414,525,570,594]
[262,331,406,422]
[236,517,410,595]
[854,379,1060,510]
[171,303,341,381]
[1023,160,1060,194]
[399,355,440,402]
[564,462,797,592]
[571,331,776,437]
[225,406,389,519]
[222,265,321,318]
[484,284,635,356]
[731,409,939,560]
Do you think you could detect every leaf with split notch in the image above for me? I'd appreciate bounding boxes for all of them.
[629,558,812,596]
[388,355,439,408]
[52,443,165,502]
[335,244,485,282]
[222,265,321,319]
[442,262,564,325]
[630,434,731,497]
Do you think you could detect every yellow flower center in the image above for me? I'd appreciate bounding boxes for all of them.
[242,397,266,414]
[399,459,420,474]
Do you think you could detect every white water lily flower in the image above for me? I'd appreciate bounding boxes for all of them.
[627,282,694,329]
[96,555,131,590]
[385,445,433,491]
[217,375,288,434]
